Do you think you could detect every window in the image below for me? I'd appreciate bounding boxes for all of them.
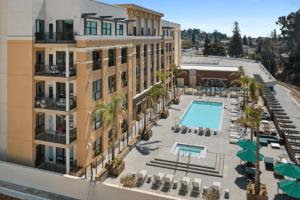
[133,27,137,36]
[137,103,142,114]
[103,22,111,35]
[121,120,127,133]
[136,83,141,94]
[85,21,97,35]
[141,27,144,36]
[121,71,128,87]
[136,45,140,59]
[108,75,116,94]
[144,80,147,89]
[108,49,116,67]
[92,51,101,70]
[117,24,124,36]
[144,45,147,58]
[93,137,102,157]
[136,65,140,78]
[147,28,150,36]
[92,79,102,100]
[121,48,127,64]
[108,129,113,142]
[35,20,44,33]
[49,146,53,161]
[93,111,101,130]
[123,94,128,109]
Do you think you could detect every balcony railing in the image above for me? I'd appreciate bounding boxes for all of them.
[35,128,77,145]
[35,32,75,43]
[35,64,76,77]
[35,96,77,111]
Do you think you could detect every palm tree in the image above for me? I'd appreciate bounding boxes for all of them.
[249,79,261,107]
[247,107,263,195]
[240,75,252,108]
[148,83,168,117]
[236,106,253,140]
[170,64,182,101]
[91,91,126,161]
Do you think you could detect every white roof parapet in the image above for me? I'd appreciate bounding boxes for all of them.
[180,64,239,72]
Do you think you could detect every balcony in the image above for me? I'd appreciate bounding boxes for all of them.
[35,96,76,111]
[35,64,76,78]
[35,128,77,145]
[35,32,75,44]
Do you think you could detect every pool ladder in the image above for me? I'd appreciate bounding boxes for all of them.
[174,152,180,174]
[186,153,191,176]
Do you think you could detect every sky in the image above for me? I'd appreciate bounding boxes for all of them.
[101,0,300,37]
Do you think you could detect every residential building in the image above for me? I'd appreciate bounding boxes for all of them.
[0,0,181,175]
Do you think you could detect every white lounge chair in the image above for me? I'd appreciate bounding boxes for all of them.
[229,138,239,144]
[191,178,202,197]
[180,176,190,195]
[137,170,148,186]
[153,172,165,189]
[212,181,221,197]
[162,174,174,191]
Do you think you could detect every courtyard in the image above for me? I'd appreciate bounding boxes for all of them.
[105,95,288,200]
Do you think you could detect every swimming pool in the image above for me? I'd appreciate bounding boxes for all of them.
[179,101,223,130]
[171,143,207,158]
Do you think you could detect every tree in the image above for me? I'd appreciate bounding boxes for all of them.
[229,21,243,57]
[249,79,261,106]
[191,32,196,47]
[156,71,171,116]
[247,107,263,195]
[248,36,254,48]
[148,83,168,116]
[240,76,252,108]
[170,64,182,100]
[243,35,248,46]
[91,91,126,160]
[203,33,211,56]
[236,106,253,140]
[277,9,300,86]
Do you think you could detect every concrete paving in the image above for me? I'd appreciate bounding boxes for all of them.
[105,95,288,200]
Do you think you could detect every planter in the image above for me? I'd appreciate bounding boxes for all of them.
[247,183,268,200]
[95,168,109,182]
[174,97,180,105]
[161,110,169,119]
[106,161,125,177]
[142,129,153,141]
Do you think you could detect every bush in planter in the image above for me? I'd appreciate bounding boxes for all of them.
[105,157,122,169]
[204,187,220,200]
[120,174,136,188]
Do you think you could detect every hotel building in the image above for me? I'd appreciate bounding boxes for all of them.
[0,0,181,175]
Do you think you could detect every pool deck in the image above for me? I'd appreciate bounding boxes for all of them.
[105,95,289,200]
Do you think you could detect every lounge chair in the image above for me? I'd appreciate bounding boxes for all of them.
[212,181,221,197]
[179,176,190,195]
[181,126,188,134]
[198,127,204,136]
[162,174,174,192]
[174,123,181,132]
[153,172,165,189]
[136,170,148,186]
[191,178,202,197]
[229,138,239,144]
[205,128,211,136]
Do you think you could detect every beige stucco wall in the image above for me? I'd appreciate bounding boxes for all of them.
[7,40,34,166]
[0,0,8,160]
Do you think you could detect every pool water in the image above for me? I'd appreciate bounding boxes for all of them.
[171,143,207,158]
[179,101,223,130]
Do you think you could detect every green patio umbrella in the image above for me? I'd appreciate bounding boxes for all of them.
[279,180,300,199]
[236,149,264,163]
[237,139,260,151]
[274,163,300,179]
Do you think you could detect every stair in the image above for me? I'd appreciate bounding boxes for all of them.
[146,153,225,178]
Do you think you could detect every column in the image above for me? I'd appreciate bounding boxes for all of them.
[66,48,70,77]
[66,114,70,144]
[153,43,157,83]
[66,82,70,111]
[66,147,70,174]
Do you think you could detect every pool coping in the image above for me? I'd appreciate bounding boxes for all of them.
[170,142,208,158]
[178,100,224,131]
